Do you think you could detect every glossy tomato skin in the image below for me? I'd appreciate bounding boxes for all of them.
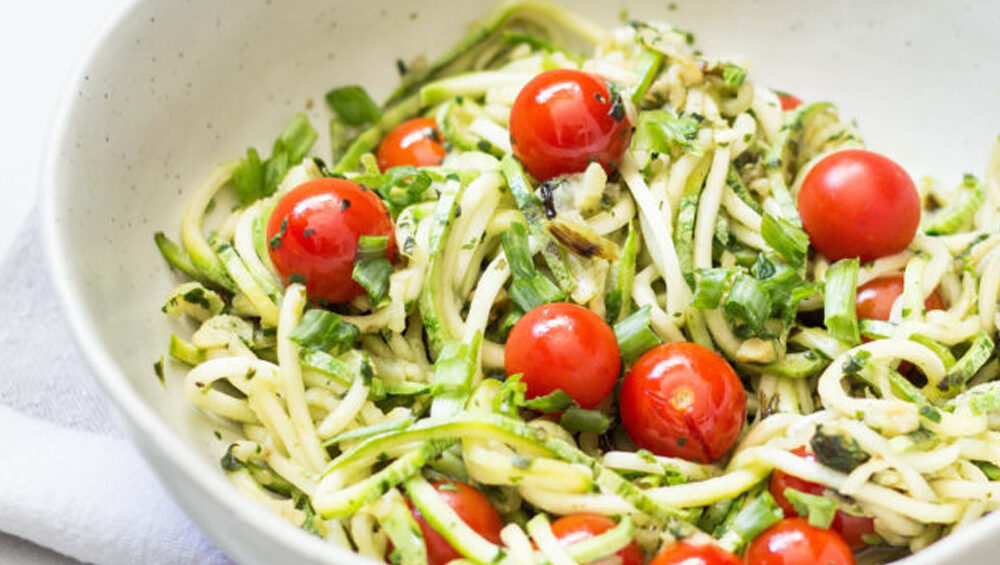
[505,303,620,409]
[797,149,920,263]
[856,275,945,321]
[551,514,643,565]
[778,93,802,111]
[407,480,503,565]
[266,178,395,304]
[619,342,746,463]
[376,117,446,171]
[745,518,855,565]
[769,447,875,550]
[509,69,631,182]
[649,542,743,565]
[830,511,877,553]
[769,448,825,516]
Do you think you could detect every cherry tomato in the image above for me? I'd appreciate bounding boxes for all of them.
[376,117,446,171]
[797,149,920,263]
[745,518,855,565]
[266,178,395,303]
[856,275,945,321]
[619,342,746,463]
[769,447,875,550]
[649,542,743,565]
[505,303,620,409]
[829,511,877,553]
[509,69,631,182]
[770,448,824,516]
[778,93,802,111]
[551,514,643,565]
[406,480,503,565]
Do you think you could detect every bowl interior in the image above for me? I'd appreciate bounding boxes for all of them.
[45,0,1000,563]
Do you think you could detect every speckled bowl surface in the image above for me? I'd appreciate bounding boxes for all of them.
[42,1,1000,563]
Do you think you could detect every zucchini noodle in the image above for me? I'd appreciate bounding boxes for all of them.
[155,2,1000,563]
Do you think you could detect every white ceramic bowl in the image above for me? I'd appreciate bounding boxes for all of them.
[42,1,1000,563]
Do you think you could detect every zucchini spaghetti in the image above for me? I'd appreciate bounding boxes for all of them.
[154,2,1000,564]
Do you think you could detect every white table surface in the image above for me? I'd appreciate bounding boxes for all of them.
[1,1,129,562]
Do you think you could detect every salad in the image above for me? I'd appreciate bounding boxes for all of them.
[154,2,1000,564]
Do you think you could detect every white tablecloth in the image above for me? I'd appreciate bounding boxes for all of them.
[0,1,229,563]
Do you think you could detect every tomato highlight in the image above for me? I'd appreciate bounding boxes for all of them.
[619,342,746,463]
[509,69,631,181]
[376,117,446,171]
[797,149,920,263]
[745,518,855,565]
[266,178,395,303]
[504,303,620,409]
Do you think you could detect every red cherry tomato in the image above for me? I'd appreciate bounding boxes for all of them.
[407,480,503,565]
[856,275,945,321]
[797,149,920,263]
[509,69,631,181]
[266,178,395,303]
[619,342,746,463]
[551,514,643,565]
[769,447,875,550]
[505,303,620,409]
[830,511,877,553]
[778,93,802,111]
[376,117,446,171]
[769,448,825,515]
[745,518,855,565]
[649,542,743,565]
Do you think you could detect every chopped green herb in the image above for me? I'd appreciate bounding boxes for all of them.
[232,113,318,205]
[614,305,662,363]
[811,426,870,473]
[352,235,394,305]
[289,309,360,353]
[500,223,565,312]
[560,405,611,434]
[521,390,575,413]
[631,110,702,155]
[325,85,381,127]
[823,258,860,344]
[761,213,809,268]
[784,488,837,529]
[973,460,1000,480]
[153,355,165,385]
[220,444,245,472]
[692,267,736,309]
[724,272,771,337]
[720,63,747,87]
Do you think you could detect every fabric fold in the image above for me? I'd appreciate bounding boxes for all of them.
[0,215,231,564]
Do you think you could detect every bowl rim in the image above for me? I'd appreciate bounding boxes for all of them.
[37,1,1000,564]
[38,1,372,563]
